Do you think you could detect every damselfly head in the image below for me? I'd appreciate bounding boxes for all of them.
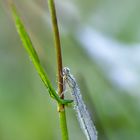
[63,67,70,76]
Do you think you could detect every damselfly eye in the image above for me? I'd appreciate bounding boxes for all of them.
[63,67,70,75]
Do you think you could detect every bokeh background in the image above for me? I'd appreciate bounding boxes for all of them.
[1,0,140,140]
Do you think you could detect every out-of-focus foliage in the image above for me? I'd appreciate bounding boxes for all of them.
[0,0,140,140]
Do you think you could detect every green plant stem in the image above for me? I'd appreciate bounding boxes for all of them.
[48,0,69,140]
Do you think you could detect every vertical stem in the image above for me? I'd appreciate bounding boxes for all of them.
[48,0,69,140]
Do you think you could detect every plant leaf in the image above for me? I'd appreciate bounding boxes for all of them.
[11,4,73,105]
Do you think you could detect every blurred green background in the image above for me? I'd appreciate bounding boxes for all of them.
[1,0,140,140]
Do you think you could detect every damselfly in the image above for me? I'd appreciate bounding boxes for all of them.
[63,67,97,140]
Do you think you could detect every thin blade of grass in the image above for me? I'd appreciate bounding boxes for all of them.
[11,4,72,105]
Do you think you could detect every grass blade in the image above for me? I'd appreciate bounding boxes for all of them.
[11,4,72,105]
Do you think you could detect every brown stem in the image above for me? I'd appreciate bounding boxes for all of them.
[48,0,64,110]
[48,0,69,139]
